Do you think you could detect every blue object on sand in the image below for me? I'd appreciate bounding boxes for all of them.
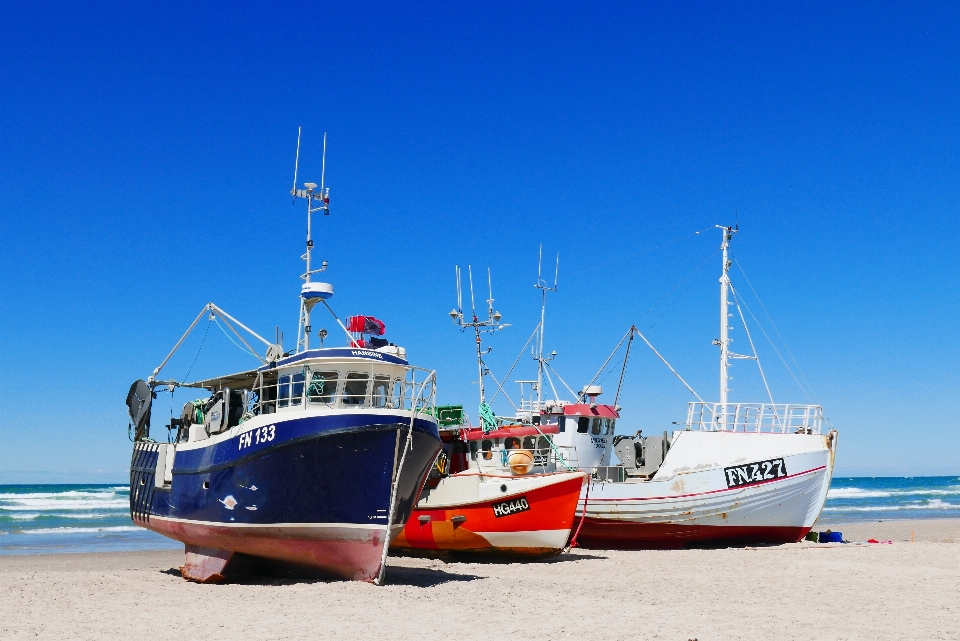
[819,531,843,543]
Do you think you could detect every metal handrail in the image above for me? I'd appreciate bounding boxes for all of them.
[250,364,437,416]
[685,402,822,434]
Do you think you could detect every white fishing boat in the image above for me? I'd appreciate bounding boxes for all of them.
[518,228,838,548]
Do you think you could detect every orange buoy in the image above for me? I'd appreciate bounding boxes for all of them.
[507,449,534,475]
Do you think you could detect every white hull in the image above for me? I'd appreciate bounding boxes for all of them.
[575,430,837,548]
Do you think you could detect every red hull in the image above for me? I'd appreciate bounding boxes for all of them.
[573,517,811,549]
[392,474,585,559]
[150,517,388,582]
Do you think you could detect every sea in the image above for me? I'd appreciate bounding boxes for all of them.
[1,477,958,555]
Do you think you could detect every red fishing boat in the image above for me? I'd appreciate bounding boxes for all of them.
[391,416,586,558]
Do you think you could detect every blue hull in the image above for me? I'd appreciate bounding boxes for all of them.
[130,413,440,579]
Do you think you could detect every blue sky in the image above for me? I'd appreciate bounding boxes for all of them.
[2,1,959,481]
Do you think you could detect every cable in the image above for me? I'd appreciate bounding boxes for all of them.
[734,258,819,403]
[182,316,212,382]
[213,317,261,359]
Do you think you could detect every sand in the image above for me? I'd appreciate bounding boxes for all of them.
[2,519,959,641]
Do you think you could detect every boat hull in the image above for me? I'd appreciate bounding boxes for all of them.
[573,430,837,549]
[391,471,586,559]
[130,412,441,581]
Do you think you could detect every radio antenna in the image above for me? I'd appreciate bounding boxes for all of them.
[320,132,327,193]
[291,126,302,201]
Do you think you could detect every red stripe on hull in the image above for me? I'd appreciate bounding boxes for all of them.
[573,517,811,550]
[148,518,387,582]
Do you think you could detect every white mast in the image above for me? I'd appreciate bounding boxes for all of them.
[716,224,737,406]
[533,246,559,408]
[292,130,331,354]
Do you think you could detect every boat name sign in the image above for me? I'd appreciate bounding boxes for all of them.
[723,458,787,489]
[492,496,530,518]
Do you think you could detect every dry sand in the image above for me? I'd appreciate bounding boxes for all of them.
[2,519,958,641]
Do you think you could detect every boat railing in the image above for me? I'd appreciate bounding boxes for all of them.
[471,441,579,474]
[685,402,823,434]
[250,365,436,417]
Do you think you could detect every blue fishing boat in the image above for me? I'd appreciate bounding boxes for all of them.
[124,132,442,583]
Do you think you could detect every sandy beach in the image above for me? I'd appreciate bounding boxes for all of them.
[2,519,958,641]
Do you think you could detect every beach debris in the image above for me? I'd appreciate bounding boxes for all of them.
[818,530,843,543]
[866,539,892,544]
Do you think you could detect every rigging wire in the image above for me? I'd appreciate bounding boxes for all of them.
[729,285,777,408]
[544,361,578,400]
[213,317,261,360]
[588,225,716,273]
[182,316,213,382]
[733,258,819,403]
[730,282,814,404]
[643,247,720,330]
[489,323,540,405]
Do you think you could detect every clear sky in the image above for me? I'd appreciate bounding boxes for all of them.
[2,1,959,482]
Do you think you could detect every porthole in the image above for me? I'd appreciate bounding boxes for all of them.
[203,481,210,490]
[500,484,507,493]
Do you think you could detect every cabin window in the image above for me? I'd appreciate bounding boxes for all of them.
[342,372,370,406]
[308,371,339,404]
[606,419,616,435]
[278,375,290,408]
[577,417,590,433]
[481,439,493,460]
[558,416,566,432]
[290,372,304,406]
[522,436,536,450]
[371,376,392,408]
[591,419,601,435]
[504,436,521,450]
[531,414,540,425]
[469,440,479,461]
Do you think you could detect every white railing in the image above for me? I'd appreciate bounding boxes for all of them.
[252,365,436,416]
[685,402,823,434]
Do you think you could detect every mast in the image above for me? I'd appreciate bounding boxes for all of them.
[450,266,508,430]
[716,224,737,405]
[291,130,331,354]
[533,246,559,408]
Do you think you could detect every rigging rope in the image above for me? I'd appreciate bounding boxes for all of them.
[729,285,777,410]
[489,324,539,405]
[733,258,818,403]
[213,317,260,359]
[182,317,212,382]
[589,225,715,273]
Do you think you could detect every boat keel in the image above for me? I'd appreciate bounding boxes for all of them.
[180,545,235,583]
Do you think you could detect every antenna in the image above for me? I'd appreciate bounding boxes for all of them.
[533,244,560,407]
[455,265,463,312]
[448,265,508,430]
[468,265,476,313]
[320,132,327,193]
[291,126,302,200]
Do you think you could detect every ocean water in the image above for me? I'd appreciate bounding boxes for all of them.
[0,484,179,555]
[818,476,960,523]
[2,477,958,554]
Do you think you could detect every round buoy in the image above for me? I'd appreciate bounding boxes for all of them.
[507,449,534,475]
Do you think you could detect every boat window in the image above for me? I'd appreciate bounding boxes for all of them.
[469,440,479,461]
[558,416,565,432]
[591,419,601,435]
[481,439,492,460]
[504,436,521,450]
[537,436,551,451]
[290,372,304,406]
[531,414,540,425]
[391,379,404,409]
[278,375,291,408]
[577,417,590,433]
[308,371,339,404]
[606,419,616,435]
[342,372,370,406]
[522,436,536,450]
[371,375,391,408]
